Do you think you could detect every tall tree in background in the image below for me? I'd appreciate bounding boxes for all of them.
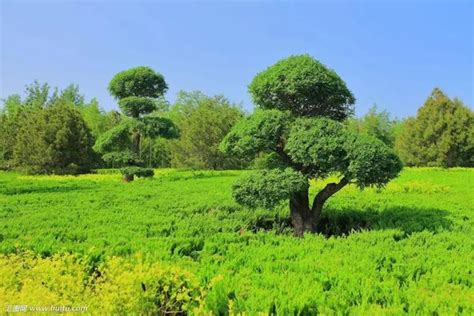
[169,91,246,169]
[395,88,473,167]
[94,67,179,181]
[0,81,55,169]
[346,105,397,147]
[1,81,120,171]
[13,99,96,174]
[23,81,52,109]
[0,95,23,169]
[221,55,402,236]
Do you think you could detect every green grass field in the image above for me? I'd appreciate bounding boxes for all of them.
[1,168,473,314]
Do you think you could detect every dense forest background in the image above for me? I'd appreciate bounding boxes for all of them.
[0,80,472,174]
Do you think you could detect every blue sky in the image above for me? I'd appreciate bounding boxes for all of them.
[1,0,472,118]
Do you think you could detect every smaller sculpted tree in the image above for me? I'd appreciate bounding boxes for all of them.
[94,67,179,181]
[221,55,402,236]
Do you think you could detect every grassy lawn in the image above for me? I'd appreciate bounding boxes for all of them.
[1,168,473,314]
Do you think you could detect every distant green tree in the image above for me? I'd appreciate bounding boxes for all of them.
[0,95,23,169]
[140,137,173,168]
[60,84,85,107]
[77,98,123,140]
[221,55,402,236]
[23,81,55,109]
[168,91,246,169]
[2,94,23,116]
[395,88,474,167]
[13,99,96,174]
[1,81,123,170]
[95,67,179,181]
[78,98,105,138]
[346,105,397,146]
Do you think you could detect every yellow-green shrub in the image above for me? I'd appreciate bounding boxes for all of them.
[0,253,205,314]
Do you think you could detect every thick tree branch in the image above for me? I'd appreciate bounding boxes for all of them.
[274,145,292,164]
[274,142,308,172]
[311,177,349,217]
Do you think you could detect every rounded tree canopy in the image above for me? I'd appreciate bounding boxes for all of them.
[109,66,168,99]
[139,116,180,139]
[345,135,403,188]
[285,116,403,187]
[219,109,291,158]
[248,55,355,121]
[93,119,138,154]
[232,168,308,208]
[118,97,157,117]
[286,117,349,177]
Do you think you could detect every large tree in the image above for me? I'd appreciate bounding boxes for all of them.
[13,99,96,174]
[395,88,473,167]
[221,55,402,236]
[1,81,124,171]
[94,66,179,181]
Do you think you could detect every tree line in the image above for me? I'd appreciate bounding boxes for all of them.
[0,64,472,176]
[0,78,247,175]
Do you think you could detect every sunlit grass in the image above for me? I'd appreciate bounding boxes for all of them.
[0,168,473,314]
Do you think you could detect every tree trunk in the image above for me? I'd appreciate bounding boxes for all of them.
[123,173,134,182]
[311,177,349,228]
[290,177,349,236]
[289,189,315,236]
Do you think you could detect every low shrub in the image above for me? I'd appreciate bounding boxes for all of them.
[0,253,205,314]
[120,167,154,181]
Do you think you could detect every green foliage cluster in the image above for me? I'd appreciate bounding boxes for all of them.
[13,100,96,174]
[0,168,472,314]
[220,109,291,158]
[345,135,403,188]
[108,66,168,100]
[118,96,157,118]
[168,91,247,169]
[232,168,308,208]
[346,105,398,146]
[0,82,122,173]
[93,119,138,154]
[120,166,154,178]
[248,54,355,120]
[287,118,402,188]
[395,88,473,167]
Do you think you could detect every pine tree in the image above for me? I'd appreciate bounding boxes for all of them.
[395,88,474,167]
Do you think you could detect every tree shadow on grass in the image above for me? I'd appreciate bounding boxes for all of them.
[249,206,453,238]
[318,206,453,237]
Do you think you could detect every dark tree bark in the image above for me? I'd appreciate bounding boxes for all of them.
[290,177,349,236]
[289,189,314,236]
[275,144,350,235]
[311,177,349,228]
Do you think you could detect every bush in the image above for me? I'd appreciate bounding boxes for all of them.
[120,167,154,179]
[0,253,204,314]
